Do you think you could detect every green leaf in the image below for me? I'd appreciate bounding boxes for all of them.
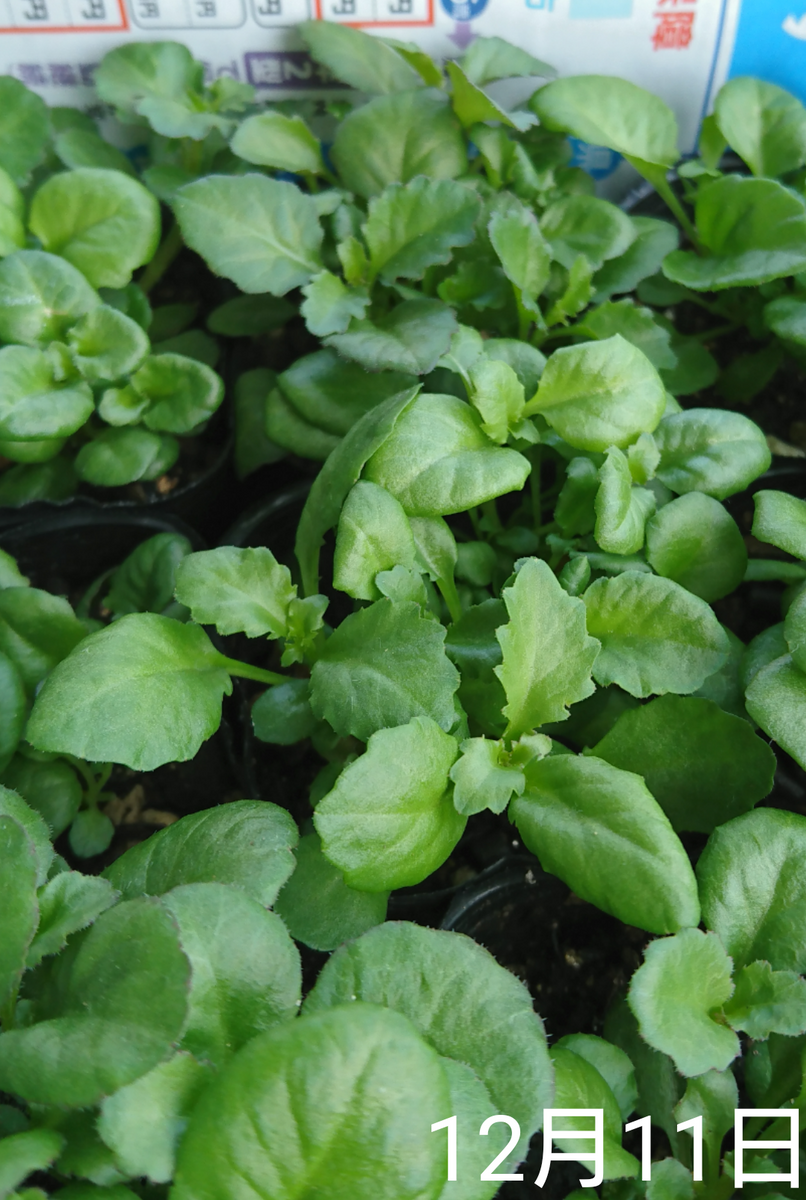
[436,1058,511,1200]
[0,654,25,776]
[29,169,160,289]
[315,716,462,890]
[364,393,530,515]
[0,552,28,591]
[53,128,136,177]
[208,294,293,338]
[26,872,118,968]
[693,625,746,718]
[674,1069,736,1182]
[265,387,340,461]
[66,306,149,385]
[74,428,178,487]
[97,1053,213,1186]
[583,572,730,697]
[252,678,316,746]
[299,19,423,94]
[764,293,806,347]
[325,298,457,375]
[300,271,369,338]
[0,251,100,347]
[714,76,806,178]
[488,200,551,307]
[446,62,530,132]
[0,1130,64,1198]
[175,175,322,296]
[445,598,506,736]
[592,695,775,834]
[646,1159,694,1200]
[132,354,224,435]
[296,386,420,595]
[604,998,683,1151]
[531,75,679,167]
[104,800,297,907]
[555,456,598,537]
[752,488,806,559]
[27,613,233,772]
[0,787,53,888]
[231,111,325,175]
[172,1005,449,1200]
[332,90,467,199]
[645,493,747,602]
[595,447,656,556]
[511,754,700,934]
[279,349,416,438]
[0,587,86,695]
[2,756,82,839]
[785,584,806,673]
[592,217,680,304]
[94,41,202,121]
[576,299,676,371]
[68,808,114,859]
[449,736,529,816]
[541,196,635,273]
[0,815,38,1017]
[275,831,388,952]
[105,532,192,618]
[232,368,283,479]
[663,177,806,290]
[526,335,666,452]
[174,547,296,639]
[494,558,598,736]
[661,329,720,397]
[485,338,546,395]
[304,921,553,1152]
[0,896,191,1107]
[697,807,806,973]
[0,347,93,442]
[163,882,300,1066]
[724,961,806,1040]
[555,1033,638,1122]
[467,358,525,443]
[364,177,479,284]
[628,928,739,1077]
[333,480,416,600]
[460,36,555,86]
[654,408,771,500]
[0,78,49,183]
[745,654,806,769]
[549,1047,639,1180]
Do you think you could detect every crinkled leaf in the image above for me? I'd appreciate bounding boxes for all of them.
[541,196,635,273]
[0,815,38,1017]
[2,756,82,839]
[467,358,525,443]
[175,175,323,296]
[26,872,118,968]
[449,736,527,816]
[132,354,224,435]
[27,614,232,771]
[584,571,730,697]
[594,446,656,555]
[67,306,149,385]
[174,546,296,639]
[105,532,192,618]
[300,272,369,338]
[326,298,457,375]
[592,217,679,303]
[724,961,806,1040]
[0,1129,64,1198]
[645,492,747,602]
[104,800,298,907]
[511,754,700,934]
[654,408,771,500]
[333,480,415,601]
[364,177,479,284]
[592,695,775,834]
[628,928,738,1077]
[488,200,550,306]
[310,599,459,741]
[0,587,86,695]
[0,250,100,347]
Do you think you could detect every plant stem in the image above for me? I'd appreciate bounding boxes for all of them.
[217,656,289,686]
[529,446,542,531]
[481,499,503,533]
[437,574,463,625]
[513,285,532,341]
[651,174,700,249]
[690,321,739,342]
[138,221,184,295]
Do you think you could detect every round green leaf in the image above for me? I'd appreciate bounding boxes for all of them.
[745,652,806,769]
[0,896,191,1107]
[164,882,301,1067]
[654,408,771,500]
[26,613,233,771]
[275,831,389,952]
[300,19,424,93]
[304,921,553,1152]
[0,77,49,183]
[231,111,325,175]
[663,177,806,291]
[541,195,636,273]
[0,346,94,442]
[175,174,323,296]
[310,598,460,741]
[134,353,224,434]
[511,754,700,934]
[29,169,161,289]
[0,251,100,347]
[69,808,115,858]
[105,532,192,618]
[67,305,149,385]
[0,586,87,694]
[332,90,467,200]
[645,493,747,602]
[628,928,738,1078]
[584,572,730,697]
[526,335,666,452]
[592,695,776,833]
[326,298,458,375]
[103,800,298,906]
[94,41,200,117]
[75,427,179,487]
[530,75,679,167]
[364,393,530,515]
[697,807,806,974]
[315,716,463,891]
[714,76,806,178]
[252,679,317,745]
[752,488,806,561]
[334,480,416,601]
[172,1004,449,1200]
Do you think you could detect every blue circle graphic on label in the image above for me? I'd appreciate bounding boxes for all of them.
[439,0,488,20]
[567,136,622,180]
